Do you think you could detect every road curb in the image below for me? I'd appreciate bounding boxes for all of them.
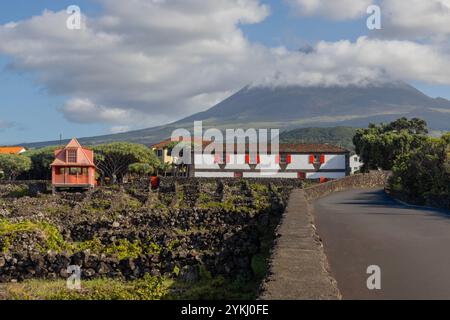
[259,189,341,300]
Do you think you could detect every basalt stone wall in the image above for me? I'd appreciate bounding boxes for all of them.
[0,179,301,283]
[303,171,391,201]
[0,180,50,197]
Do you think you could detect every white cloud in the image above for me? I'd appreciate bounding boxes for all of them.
[253,37,450,87]
[287,0,450,40]
[286,0,372,20]
[0,0,270,128]
[0,0,449,131]
[380,0,450,40]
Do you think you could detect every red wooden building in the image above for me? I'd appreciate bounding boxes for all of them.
[51,138,96,191]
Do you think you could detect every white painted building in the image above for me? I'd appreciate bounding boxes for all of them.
[191,143,350,180]
[350,154,364,174]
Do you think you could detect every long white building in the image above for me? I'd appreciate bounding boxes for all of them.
[152,140,350,180]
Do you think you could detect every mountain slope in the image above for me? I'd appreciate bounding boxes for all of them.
[24,82,450,148]
[280,127,357,151]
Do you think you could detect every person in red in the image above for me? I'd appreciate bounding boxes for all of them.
[319,177,328,184]
[150,174,161,190]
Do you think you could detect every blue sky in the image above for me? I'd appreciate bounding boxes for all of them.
[0,0,449,145]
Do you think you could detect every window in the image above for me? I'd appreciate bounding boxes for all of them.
[354,156,359,162]
[157,149,163,157]
[67,149,77,163]
[314,154,321,163]
[82,168,88,176]
[69,168,82,175]
[279,154,291,164]
[309,154,325,164]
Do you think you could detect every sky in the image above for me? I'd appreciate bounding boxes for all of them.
[0,0,449,144]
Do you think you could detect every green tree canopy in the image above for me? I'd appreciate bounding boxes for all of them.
[24,146,59,180]
[0,154,32,181]
[93,142,160,183]
[128,162,155,176]
[390,136,449,203]
[353,118,429,171]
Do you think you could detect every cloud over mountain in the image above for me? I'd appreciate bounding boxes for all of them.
[0,0,449,130]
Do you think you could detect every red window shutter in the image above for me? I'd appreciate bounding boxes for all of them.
[245,154,250,164]
[275,155,280,164]
[226,154,231,164]
[309,154,315,164]
[214,154,221,164]
[287,154,292,164]
[257,154,261,164]
[320,154,325,164]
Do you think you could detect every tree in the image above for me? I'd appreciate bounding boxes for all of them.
[0,154,32,181]
[24,146,59,180]
[93,142,160,183]
[353,118,429,171]
[157,162,173,177]
[128,163,155,176]
[385,117,428,135]
[390,136,449,203]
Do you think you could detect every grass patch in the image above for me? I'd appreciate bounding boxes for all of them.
[7,185,29,198]
[4,274,170,300]
[0,219,69,253]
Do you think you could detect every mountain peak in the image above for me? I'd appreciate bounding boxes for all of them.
[24,83,450,148]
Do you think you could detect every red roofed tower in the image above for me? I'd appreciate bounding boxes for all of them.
[51,138,96,192]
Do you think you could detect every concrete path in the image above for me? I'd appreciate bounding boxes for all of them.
[313,188,450,299]
[260,189,341,300]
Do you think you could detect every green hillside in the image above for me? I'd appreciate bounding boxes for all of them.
[280,127,357,151]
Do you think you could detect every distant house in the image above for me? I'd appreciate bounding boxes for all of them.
[0,146,27,155]
[350,154,364,174]
[51,138,96,191]
[152,139,350,179]
[151,139,177,164]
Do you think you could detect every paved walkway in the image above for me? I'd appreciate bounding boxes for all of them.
[260,189,341,300]
[314,188,450,299]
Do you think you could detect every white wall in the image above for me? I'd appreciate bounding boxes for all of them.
[195,153,346,170]
[243,172,298,179]
[195,172,235,178]
[288,155,314,170]
[350,155,364,174]
[306,172,346,179]
[194,154,220,170]
[321,154,346,170]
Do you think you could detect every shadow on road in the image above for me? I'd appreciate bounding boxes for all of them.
[336,189,450,217]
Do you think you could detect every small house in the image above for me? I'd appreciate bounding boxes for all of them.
[51,138,96,191]
[0,146,27,155]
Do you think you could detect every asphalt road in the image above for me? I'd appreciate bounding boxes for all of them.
[313,188,450,300]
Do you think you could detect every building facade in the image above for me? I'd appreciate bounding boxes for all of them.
[51,138,97,191]
[152,140,350,179]
[350,154,364,174]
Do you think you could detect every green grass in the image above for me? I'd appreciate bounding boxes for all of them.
[4,274,170,300]
[7,185,29,198]
[0,219,69,253]
[0,219,160,260]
